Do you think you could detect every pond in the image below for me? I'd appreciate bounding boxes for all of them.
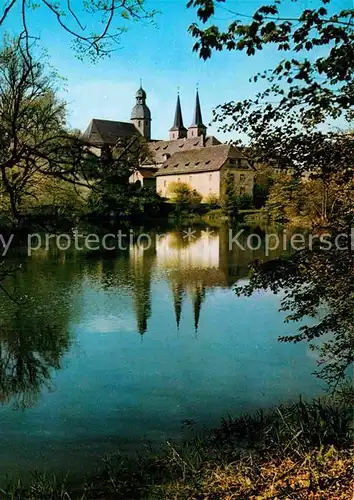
[0,224,324,481]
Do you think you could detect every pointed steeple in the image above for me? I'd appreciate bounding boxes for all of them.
[169,93,187,140]
[188,90,207,139]
[191,90,203,126]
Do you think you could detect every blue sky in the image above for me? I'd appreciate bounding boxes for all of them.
[4,0,352,140]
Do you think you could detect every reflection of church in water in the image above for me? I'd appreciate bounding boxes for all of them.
[128,227,265,335]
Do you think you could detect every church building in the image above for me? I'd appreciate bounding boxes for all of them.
[83,86,255,201]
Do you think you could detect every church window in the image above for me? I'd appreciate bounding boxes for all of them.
[178,177,181,182]
[138,120,141,127]
[240,174,246,183]
[209,174,212,181]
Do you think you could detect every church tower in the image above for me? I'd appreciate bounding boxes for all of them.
[169,93,187,140]
[131,85,151,140]
[187,90,207,139]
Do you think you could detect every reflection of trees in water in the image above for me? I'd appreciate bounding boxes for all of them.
[0,313,70,408]
[0,261,75,408]
[131,255,153,336]
[235,243,354,387]
[172,282,184,329]
[84,245,155,336]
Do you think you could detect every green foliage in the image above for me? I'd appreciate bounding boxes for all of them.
[25,176,88,218]
[189,0,354,128]
[254,182,271,209]
[253,164,274,208]
[167,181,202,206]
[203,192,219,207]
[265,172,354,227]
[265,174,304,223]
[221,171,238,217]
[235,238,354,387]
[188,0,354,386]
[88,182,164,218]
[236,193,253,210]
[0,39,86,223]
[203,207,224,224]
[84,132,160,218]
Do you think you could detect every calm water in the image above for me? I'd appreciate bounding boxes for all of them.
[0,225,323,480]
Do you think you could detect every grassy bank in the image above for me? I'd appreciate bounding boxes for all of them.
[1,396,353,499]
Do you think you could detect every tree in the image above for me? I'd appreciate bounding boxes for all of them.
[221,171,237,217]
[253,163,274,208]
[0,39,88,223]
[0,1,156,60]
[188,0,354,171]
[188,0,354,386]
[25,175,89,218]
[235,240,354,388]
[86,135,156,217]
[265,173,305,223]
[204,192,219,207]
[236,193,253,210]
[188,0,354,131]
[167,182,202,205]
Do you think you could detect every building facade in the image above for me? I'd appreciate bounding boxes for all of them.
[155,144,254,199]
[83,86,255,200]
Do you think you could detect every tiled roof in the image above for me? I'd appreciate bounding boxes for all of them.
[155,144,251,176]
[147,136,221,165]
[82,119,139,145]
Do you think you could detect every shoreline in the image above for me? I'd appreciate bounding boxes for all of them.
[1,395,352,499]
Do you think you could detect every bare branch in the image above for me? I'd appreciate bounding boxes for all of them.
[0,0,17,27]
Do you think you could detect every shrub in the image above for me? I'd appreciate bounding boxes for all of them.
[236,193,253,210]
[167,182,202,205]
[221,172,238,217]
[204,192,219,207]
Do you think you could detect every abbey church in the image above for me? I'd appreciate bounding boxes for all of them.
[83,86,254,200]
